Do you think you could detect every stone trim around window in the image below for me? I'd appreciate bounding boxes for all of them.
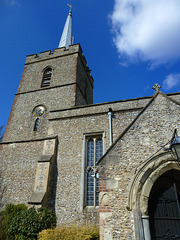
[80,132,105,210]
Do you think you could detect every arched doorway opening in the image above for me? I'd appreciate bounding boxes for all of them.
[148,169,180,239]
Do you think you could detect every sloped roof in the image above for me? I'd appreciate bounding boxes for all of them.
[97,91,180,165]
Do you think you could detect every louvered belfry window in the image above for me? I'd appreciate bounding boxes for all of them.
[86,136,103,206]
[41,68,52,87]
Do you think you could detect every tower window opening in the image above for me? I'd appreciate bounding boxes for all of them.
[41,68,52,87]
[34,118,40,131]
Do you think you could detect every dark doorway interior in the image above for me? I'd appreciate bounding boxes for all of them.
[149,170,180,239]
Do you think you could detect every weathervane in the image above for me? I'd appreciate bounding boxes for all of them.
[152,83,161,92]
[67,3,74,10]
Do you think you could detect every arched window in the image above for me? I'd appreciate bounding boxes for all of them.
[86,136,103,206]
[34,118,40,131]
[41,68,52,87]
[149,170,180,239]
[32,106,45,132]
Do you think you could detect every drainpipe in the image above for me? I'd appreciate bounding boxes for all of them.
[108,108,114,146]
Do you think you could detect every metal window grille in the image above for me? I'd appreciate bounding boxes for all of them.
[41,68,52,87]
[86,136,103,206]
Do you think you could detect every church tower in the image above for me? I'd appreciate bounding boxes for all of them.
[1,7,102,228]
[3,9,94,142]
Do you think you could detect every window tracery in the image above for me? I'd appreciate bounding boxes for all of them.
[86,136,103,206]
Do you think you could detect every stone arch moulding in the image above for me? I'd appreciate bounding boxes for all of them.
[127,151,180,239]
[41,66,54,73]
[127,151,180,215]
[32,104,47,114]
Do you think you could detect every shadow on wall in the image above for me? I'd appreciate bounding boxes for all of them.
[44,141,58,212]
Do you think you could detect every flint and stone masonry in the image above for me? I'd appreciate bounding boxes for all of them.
[1,43,180,239]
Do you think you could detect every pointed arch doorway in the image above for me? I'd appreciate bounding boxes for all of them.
[148,169,180,239]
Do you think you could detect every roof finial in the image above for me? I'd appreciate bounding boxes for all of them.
[58,5,73,49]
[152,83,161,92]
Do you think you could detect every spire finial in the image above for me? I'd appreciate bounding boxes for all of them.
[58,5,73,49]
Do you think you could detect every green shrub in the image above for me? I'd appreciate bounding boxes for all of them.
[0,204,56,240]
[38,225,99,240]
[0,203,27,240]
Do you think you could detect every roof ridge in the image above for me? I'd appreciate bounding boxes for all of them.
[98,91,180,165]
[97,93,159,164]
[159,91,180,106]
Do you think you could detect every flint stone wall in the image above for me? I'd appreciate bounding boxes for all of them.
[98,93,180,239]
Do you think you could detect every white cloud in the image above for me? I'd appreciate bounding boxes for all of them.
[4,0,20,7]
[163,73,180,90]
[110,0,180,66]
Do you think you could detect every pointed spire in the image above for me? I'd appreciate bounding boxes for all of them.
[58,9,73,49]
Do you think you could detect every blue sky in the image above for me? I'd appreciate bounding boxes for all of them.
[1,0,180,131]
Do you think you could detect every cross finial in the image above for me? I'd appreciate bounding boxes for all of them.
[152,83,161,92]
